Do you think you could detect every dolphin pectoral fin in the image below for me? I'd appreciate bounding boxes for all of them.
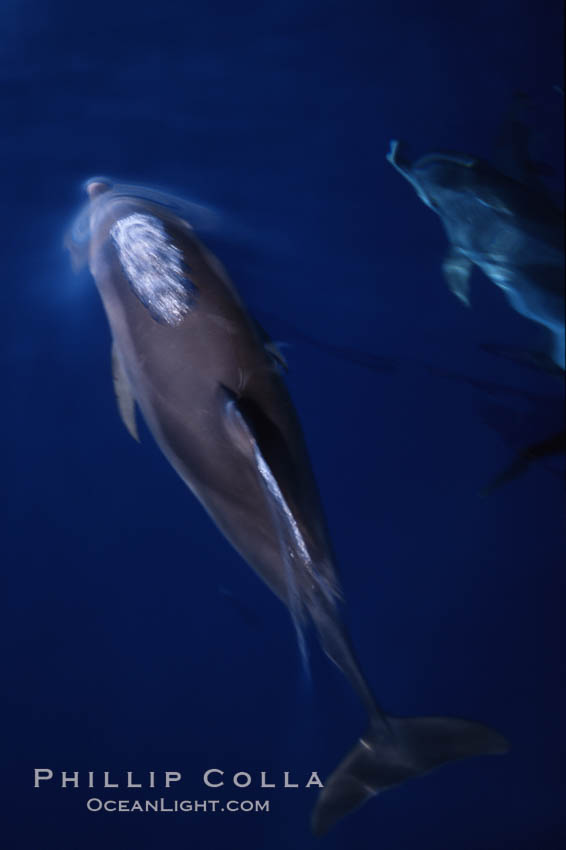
[442,250,473,306]
[311,714,508,836]
[112,343,139,442]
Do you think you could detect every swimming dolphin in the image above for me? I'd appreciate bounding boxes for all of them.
[69,178,507,835]
[386,140,565,369]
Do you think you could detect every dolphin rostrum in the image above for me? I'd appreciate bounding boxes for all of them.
[387,140,565,369]
[69,178,508,834]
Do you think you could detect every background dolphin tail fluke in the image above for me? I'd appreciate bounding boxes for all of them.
[311,714,508,836]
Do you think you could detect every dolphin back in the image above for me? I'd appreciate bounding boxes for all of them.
[312,713,508,835]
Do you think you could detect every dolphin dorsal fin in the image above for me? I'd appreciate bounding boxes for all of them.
[252,317,289,372]
[264,341,288,372]
[112,342,139,442]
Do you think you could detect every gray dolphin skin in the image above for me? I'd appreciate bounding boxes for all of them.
[70,178,507,835]
[386,140,565,369]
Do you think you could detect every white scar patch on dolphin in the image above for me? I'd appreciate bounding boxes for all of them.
[110,213,196,326]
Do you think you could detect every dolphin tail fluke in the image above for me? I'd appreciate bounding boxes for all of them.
[311,713,508,836]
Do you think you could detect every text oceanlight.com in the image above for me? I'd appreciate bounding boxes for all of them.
[86,798,270,813]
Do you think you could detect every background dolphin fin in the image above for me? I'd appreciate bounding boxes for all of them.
[312,714,508,836]
[112,343,139,442]
[479,342,565,375]
[550,329,565,371]
[442,249,473,306]
[482,430,566,495]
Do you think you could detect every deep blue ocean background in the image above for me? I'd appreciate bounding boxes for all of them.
[3,1,564,847]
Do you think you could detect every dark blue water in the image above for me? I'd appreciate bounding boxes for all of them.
[3,1,564,847]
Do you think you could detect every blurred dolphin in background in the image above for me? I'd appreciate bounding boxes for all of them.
[427,362,564,493]
[386,131,565,369]
[482,423,565,495]
[68,178,507,836]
